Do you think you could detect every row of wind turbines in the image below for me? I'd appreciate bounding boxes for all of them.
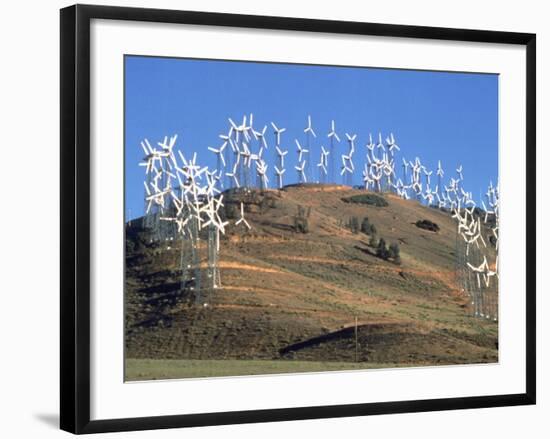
[138,114,499,318]
[139,134,252,300]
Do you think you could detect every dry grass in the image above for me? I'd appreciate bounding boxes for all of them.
[125,186,498,379]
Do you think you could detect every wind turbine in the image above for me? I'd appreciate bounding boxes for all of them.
[303,115,316,181]
[386,133,400,155]
[276,146,288,168]
[235,202,251,230]
[327,120,340,183]
[402,157,409,181]
[304,115,317,138]
[319,146,330,183]
[345,133,357,153]
[295,139,308,162]
[376,132,386,157]
[256,159,269,191]
[208,143,227,178]
[271,122,286,146]
[340,154,353,186]
[456,165,464,186]
[295,160,307,183]
[274,165,285,189]
[344,134,357,186]
[436,160,444,197]
[226,161,240,188]
[253,124,268,156]
[317,146,329,183]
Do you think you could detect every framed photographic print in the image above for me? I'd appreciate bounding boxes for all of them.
[60,4,536,434]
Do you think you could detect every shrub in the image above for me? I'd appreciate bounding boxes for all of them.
[388,242,401,264]
[361,217,372,234]
[342,193,388,207]
[348,216,360,234]
[376,238,390,259]
[415,219,440,232]
[361,217,377,236]
[295,219,309,233]
[294,205,311,233]
[369,234,378,247]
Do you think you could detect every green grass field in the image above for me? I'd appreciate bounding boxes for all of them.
[125,358,408,381]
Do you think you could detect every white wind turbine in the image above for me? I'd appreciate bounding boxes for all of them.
[253,124,268,155]
[321,145,330,183]
[208,143,227,177]
[376,132,386,157]
[271,122,286,146]
[304,115,317,138]
[340,154,353,186]
[295,139,308,162]
[456,164,464,183]
[386,133,400,155]
[226,161,240,188]
[316,146,329,183]
[303,115,317,181]
[424,168,433,187]
[271,122,286,185]
[327,120,340,183]
[365,134,375,158]
[276,146,288,168]
[344,133,356,186]
[436,160,444,197]
[362,164,374,190]
[402,157,409,181]
[274,146,288,189]
[274,165,285,189]
[295,160,307,183]
[235,202,251,230]
[256,159,269,190]
[345,133,357,153]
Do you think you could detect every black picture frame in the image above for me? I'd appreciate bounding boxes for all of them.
[60,4,536,434]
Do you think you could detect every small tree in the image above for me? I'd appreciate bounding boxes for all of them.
[294,205,311,233]
[348,216,360,234]
[361,217,372,234]
[369,234,378,247]
[361,217,378,236]
[389,242,401,264]
[376,238,389,259]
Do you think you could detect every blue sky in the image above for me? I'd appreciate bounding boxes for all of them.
[125,55,498,220]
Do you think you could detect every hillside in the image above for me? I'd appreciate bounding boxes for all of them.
[125,185,498,380]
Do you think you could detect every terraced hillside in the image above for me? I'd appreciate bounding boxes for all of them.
[125,185,498,380]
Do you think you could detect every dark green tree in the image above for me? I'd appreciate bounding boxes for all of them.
[348,216,360,234]
[361,217,372,234]
[376,238,389,259]
[389,242,401,264]
[369,234,378,247]
[294,205,311,233]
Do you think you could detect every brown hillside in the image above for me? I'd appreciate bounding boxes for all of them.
[125,185,498,376]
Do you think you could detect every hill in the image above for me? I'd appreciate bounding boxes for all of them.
[125,185,498,380]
